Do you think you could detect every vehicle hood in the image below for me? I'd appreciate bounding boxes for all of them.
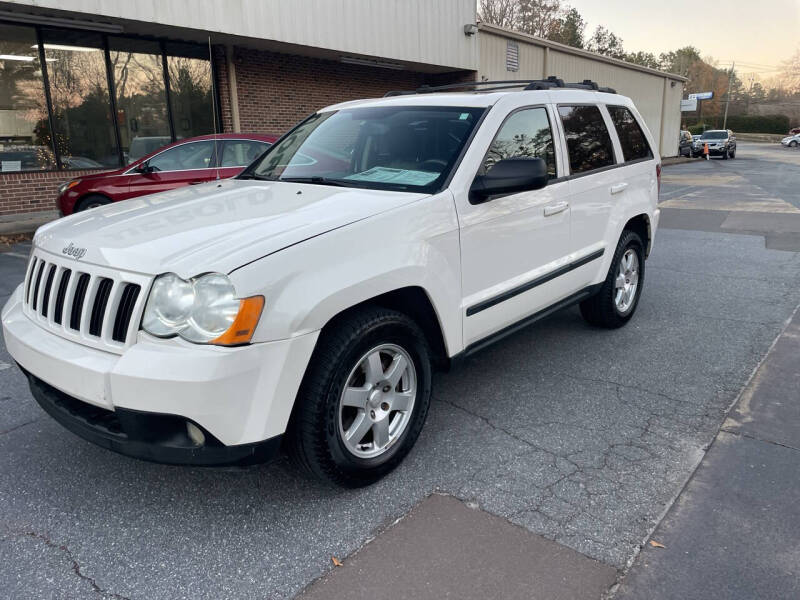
[65,167,127,183]
[34,179,428,278]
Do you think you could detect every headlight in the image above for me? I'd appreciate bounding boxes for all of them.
[58,180,80,194]
[142,272,264,345]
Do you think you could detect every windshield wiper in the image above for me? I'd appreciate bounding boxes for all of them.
[237,173,274,181]
[279,176,349,187]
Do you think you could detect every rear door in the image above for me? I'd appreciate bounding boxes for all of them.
[557,103,621,286]
[217,139,271,179]
[127,140,217,198]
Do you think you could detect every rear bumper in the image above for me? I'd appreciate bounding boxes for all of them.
[24,368,282,466]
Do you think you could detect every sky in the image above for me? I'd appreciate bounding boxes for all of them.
[566,0,800,77]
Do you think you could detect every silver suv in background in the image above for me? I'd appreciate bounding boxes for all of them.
[694,129,737,159]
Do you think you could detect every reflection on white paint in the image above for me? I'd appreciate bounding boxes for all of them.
[0,362,10,371]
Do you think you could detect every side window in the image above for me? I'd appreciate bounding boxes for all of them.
[557,105,615,174]
[608,106,653,162]
[220,140,269,167]
[148,141,214,172]
[483,107,557,178]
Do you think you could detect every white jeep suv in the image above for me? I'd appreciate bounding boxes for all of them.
[2,79,661,487]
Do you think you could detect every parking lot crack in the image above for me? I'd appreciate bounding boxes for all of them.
[7,529,130,600]
[0,418,40,436]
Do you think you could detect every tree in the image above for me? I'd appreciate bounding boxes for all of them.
[625,51,660,70]
[549,8,585,48]
[586,26,626,60]
[516,0,563,38]
[477,0,518,29]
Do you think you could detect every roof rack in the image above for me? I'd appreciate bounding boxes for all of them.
[384,76,616,97]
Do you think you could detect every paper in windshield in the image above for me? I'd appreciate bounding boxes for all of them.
[344,167,439,186]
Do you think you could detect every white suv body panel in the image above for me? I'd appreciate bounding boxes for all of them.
[2,88,661,452]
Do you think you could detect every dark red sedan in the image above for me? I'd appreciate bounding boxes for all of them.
[57,133,277,215]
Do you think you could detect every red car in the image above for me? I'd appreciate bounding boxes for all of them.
[57,133,277,215]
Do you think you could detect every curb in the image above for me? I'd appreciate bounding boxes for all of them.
[0,211,58,235]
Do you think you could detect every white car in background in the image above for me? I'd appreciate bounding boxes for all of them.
[781,134,800,148]
[2,78,661,487]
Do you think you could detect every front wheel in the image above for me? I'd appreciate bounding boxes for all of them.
[287,307,432,487]
[580,230,645,328]
[75,194,112,212]
[789,141,798,148]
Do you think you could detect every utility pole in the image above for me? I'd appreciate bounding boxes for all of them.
[723,61,735,130]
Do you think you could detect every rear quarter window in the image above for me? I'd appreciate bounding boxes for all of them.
[557,105,616,174]
[608,106,653,162]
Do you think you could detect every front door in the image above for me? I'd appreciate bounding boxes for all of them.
[128,139,218,198]
[456,105,573,347]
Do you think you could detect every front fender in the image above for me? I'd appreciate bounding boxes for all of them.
[229,192,463,356]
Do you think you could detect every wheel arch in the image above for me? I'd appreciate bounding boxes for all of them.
[318,286,450,370]
[623,213,652,257]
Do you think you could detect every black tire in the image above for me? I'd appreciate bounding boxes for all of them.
[730,147,736,159]
[579,230,645,329]
[286,306,432,487]
[789,141,797,148]
[722,148,729,160]
[75,194,112,212]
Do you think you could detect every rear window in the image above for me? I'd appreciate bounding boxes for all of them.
[557,105,616,174]
[608,106,653,162]
[701,131,728,140]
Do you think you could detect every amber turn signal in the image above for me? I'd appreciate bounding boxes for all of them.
[211,296,265,346]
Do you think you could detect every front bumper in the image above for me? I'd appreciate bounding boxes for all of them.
[2,285,319,462]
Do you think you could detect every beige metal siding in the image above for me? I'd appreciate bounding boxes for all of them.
[478,28,686,156]
[479,31,545,80]
[3,0,478,70]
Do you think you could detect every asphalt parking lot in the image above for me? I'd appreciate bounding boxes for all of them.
[1,143,799,599]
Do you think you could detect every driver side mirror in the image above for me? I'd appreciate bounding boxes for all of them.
[135,162,155,174]
[470,157,548,203]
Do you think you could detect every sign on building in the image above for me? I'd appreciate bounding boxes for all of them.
[681,98,698,112]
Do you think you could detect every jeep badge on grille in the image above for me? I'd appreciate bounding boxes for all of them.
[62,243,87,260]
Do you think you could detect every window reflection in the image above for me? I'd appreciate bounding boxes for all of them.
[484,107,557,177]
[167,44,214,140]
[0,23,54,172]
[558,105,616,174]
[110,38,170,163]
[43,29,119,168]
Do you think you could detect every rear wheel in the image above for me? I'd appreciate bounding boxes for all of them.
[580,230,645,328]
[75,194,112,212]
[287,307,432,487]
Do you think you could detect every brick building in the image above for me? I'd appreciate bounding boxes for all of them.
[0,0,477,220]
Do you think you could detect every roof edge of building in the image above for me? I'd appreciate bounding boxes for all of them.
[478,23,688,82]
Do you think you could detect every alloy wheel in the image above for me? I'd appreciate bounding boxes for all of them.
[338,344,417,459]
[614,249,639,314]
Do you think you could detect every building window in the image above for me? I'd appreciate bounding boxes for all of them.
[0,22,219,173]
[0,23,54,172]
[109,37,170,163]
[42,28,118,169]
[166,43,214,140]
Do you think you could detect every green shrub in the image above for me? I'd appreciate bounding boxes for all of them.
[686,115,790,134]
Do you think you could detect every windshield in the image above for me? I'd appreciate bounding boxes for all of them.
[701,131,728,139]
[242,106,486,192]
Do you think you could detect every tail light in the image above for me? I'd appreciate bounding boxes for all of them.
[656,163,662,198]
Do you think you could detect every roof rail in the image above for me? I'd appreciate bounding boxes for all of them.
[383,76,616,97]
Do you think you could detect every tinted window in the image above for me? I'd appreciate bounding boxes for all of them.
[483,107,556,178]
[701,131,728,140]
[148,140,214,171]
[608,106,652,162]
[558,105,615,174]
[220,140,269,167]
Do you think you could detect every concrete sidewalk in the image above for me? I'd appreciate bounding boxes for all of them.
[0,211,58,235]
[616,306,800,599]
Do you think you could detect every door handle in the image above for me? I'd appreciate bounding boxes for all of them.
[610,183,628,195]
[188,181,203,185]
[543,201,569,217]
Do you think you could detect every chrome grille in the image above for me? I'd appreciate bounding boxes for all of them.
[22,251,152,354]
